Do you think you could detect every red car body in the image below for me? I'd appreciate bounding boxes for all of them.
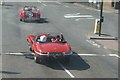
[19,6,40,21]
[27,33,72,63]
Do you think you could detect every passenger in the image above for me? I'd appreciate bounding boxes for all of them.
[51,36,60,42]
[39,35,47,42]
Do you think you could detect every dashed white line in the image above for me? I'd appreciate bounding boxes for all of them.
[74,54,119,58]
[73,53,97,56]
[57,61,75,78]
[109,54,120,58]
[86,39,101,48]
[42,3,47,6]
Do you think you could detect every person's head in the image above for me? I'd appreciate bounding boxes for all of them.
[56,35,60,40]
[51,37,56,42]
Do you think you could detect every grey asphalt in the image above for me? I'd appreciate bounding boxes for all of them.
[1,2,118,78]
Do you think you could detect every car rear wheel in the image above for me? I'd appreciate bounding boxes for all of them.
[20,19,22,21]
[34,56,42,64]
[29,47,33,52]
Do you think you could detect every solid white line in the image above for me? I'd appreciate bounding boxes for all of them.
[57,2,61,4]
[75,18,95,21]
[73,54,97,56]
[74,54,120,58]
[3,53,120,58]
[57,61,75,78]
[64,15,93,18]
[39,1,57,2]
[109,54,120,58]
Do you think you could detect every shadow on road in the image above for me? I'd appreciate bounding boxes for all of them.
[21,18,49,23]
[24,52,90,70]
[0,71,20,74]
[59,52,90,70]
[5,51,90,71]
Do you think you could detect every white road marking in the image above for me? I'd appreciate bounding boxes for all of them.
[42,3,47,6]
[38,0,47,6]
[75,17,95,21]
[3,53,120,58]
[73,54,119,58]
[57,61,75,78]
[109,54,120,58]
[3,53,34,56]
[74,3,118,14]
[73,54,97,56]
[65,6,69,8]
[64,15,93,18]
[3,53,24,55]
[57,2,61,4]
[38,0,57,2]
[86,40,101,48]
[76,13,80,14]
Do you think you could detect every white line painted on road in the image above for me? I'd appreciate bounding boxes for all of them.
[3,53,120,58]
[42,3,47,6]
[86,40,101,48]
[73,54,97,56]
[4,53,23,55]
[109,54,120,58]
[38,0,57,3]
[73,54,120,58]
[65,6,69,8]
[3,53,34,56]
[38,0,47,6]
[57,61,75,78]
[64,15,93,18]
[75,17,95,21]
[74,3,118,14]
[56,2,61,4]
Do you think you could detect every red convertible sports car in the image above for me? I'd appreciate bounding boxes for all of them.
[19,6,40,21]
[27,33,72,63]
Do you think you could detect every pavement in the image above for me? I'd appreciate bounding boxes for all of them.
[87,33,118,52]
[73,3,118,14]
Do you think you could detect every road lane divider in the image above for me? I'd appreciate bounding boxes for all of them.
[42,3,47,6]
[64,14,93,18]
[75,17,95,21]
[57,61,75,78]
[3,53,120,58]
[38,0,57,2]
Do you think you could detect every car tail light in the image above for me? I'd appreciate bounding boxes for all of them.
[33,13,36,17]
